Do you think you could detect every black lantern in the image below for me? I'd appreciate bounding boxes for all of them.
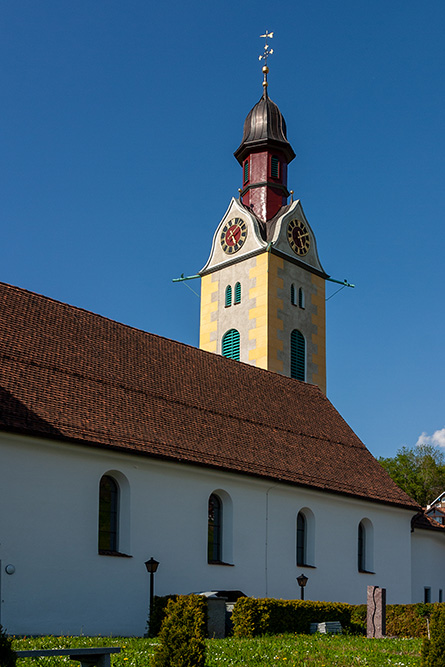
[296,573,308,600]
[145,558,160,622]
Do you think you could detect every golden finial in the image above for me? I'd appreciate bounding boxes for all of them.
[259,31,274,94]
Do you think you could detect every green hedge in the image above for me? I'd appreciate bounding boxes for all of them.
[232,598,438,638]
[232,598,353,637]
[351,603,437,638]
[151,595,207,667]
[151,595,439,640]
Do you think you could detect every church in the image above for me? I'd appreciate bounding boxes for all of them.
[0,52,443,637]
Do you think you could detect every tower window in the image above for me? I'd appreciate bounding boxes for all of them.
[271,156,280,179]
[298,287,305,309]
[234,282,241,304]
[290,330,305,381]
[222,329,240,361]
[243,159,249,184]
[291,283,297,306]
[225,285,232,307]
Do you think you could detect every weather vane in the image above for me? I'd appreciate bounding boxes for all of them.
[259,31,274,93]
[259,31,274,66]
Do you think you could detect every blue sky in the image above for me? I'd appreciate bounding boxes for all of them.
[1,0,444,458]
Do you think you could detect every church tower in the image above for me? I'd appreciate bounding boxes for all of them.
[199,51,328,393]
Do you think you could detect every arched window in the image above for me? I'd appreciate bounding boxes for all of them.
[297,511,307,566]
[225,285,232,307]
[290,330,305,381]
[222,329,240,361]
[98,475,119,552]
[296,508,315,567]
[208,493,222,563]
[298,287,305,309]
[358,519,374,573]
[358,521,365,571]
[291,283,297,306]
[234,282,241,305]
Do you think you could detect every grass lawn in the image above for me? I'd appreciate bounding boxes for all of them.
[13,634,422,666]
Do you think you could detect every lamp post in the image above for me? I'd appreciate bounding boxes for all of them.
[296,573,308,600]
[145,557,160,623]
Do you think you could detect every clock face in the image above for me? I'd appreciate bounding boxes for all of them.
[287,219,311,256]
[220,217,248,254]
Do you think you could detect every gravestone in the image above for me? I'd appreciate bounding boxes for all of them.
[367,585,386,638]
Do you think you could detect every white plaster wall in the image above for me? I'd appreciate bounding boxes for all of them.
[411,529,445,602]
[0,432,415,636]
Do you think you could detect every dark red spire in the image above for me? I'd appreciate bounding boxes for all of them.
[234,76,295,222]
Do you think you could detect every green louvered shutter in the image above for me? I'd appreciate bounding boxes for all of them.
[222,329,240,360]
[298,287,304,309]
[290,330,305,381]
[243,159,249,184]
[271,156,280,179]
[225,285,232,307]
[291,283,296,305]
[234,282,241,304]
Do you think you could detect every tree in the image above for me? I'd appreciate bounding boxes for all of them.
[379,444,445,507]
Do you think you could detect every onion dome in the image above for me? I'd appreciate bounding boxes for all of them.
[234,89,296,165]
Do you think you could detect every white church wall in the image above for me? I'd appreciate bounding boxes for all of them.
[0,432,415,636]
[411,528,445,603]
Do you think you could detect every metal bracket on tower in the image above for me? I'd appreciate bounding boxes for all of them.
[325,277,355,302]
[326,277,355,288]
[172,273,200,282]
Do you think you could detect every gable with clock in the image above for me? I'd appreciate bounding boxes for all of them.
[199,68,328,393]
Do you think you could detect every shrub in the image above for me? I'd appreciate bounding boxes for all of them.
[421,604,445,666]
[148,595,178,637]
[0,625,16,667]
[232,598,353,637]
[151,595,207,667]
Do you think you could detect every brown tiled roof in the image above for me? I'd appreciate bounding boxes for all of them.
[0,282,419,510]
[412,511,445,532]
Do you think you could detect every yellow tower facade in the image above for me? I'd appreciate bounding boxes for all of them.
[199,198,327,393]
